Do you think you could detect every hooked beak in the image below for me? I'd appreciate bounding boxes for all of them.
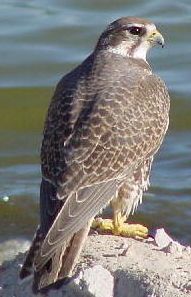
[147,30,165,48]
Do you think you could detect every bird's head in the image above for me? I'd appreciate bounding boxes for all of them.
[96,17,164,61]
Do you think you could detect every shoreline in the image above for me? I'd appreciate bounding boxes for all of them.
[0,234,191,296]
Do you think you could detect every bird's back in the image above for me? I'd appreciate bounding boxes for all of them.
[41,51,155,186]
[20,34,170,292]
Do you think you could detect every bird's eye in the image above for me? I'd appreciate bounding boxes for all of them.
[128,26,143,36]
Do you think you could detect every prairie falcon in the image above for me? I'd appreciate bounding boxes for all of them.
[20,17,170,292]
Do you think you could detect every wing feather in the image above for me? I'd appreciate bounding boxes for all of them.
[36,54,170,274]
[35,178,120,269]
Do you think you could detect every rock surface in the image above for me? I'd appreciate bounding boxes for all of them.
[0,234,191,297]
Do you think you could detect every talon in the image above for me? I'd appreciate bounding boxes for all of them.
[92,218,114,233]
[92,218,103,229]
[92,218,148,239]
[120,223,148,238]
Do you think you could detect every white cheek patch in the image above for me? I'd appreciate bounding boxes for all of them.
[131,41,150,61]
[130,23,157,61]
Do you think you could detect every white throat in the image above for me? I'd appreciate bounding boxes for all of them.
[131,41,150,61]
[108,41,150,62]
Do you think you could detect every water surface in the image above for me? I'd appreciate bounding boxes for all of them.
[0,0,191,246]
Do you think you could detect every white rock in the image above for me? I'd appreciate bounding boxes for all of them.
[74,265,114,297]
[154,228,173,249]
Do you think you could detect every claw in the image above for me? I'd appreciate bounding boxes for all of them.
[92,218,148,239]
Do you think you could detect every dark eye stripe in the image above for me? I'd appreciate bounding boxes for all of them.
[106,24,146,37]
[125,25,146,36]
[129,26,142,35]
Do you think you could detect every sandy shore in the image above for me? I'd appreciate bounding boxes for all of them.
[0,234,191,297]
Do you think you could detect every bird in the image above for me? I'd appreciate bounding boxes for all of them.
[20,16,170,292]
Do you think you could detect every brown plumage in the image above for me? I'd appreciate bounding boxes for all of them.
[20,16,170,292]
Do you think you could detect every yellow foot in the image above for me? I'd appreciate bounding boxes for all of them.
[92,218,148,239]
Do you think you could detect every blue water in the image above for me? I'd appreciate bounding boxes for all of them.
[0,0,191,246]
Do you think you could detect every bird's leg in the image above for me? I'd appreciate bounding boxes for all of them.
[92,211,148,239]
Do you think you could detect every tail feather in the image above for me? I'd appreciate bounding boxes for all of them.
[33,243,67,293]
[32,220,91,292]
[58,219,92,278]
[20,226,43,279]
[20,179,92,293]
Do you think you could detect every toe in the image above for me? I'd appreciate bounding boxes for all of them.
[120,224,148,238]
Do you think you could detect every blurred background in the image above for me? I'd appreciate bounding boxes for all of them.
[0,0,191,260]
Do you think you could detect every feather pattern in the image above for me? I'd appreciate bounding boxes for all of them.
[20,16,170,292]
